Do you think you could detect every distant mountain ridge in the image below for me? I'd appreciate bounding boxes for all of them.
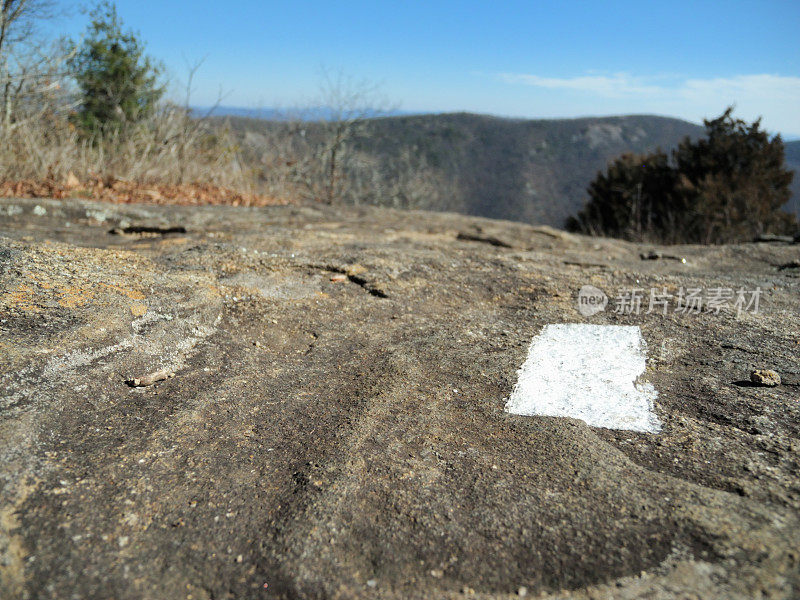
[226,111,800,227]
[196,106,418,121]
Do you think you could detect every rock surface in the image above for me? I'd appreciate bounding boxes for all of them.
[1,197,800,599]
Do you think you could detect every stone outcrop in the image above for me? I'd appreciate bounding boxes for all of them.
[1,198,799,599]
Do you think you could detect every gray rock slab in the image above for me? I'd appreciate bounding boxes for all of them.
[1,197,799,599]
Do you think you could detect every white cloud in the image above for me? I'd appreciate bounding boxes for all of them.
[681,74,800,102]
[498,72,663,98]
[495,72,800,137]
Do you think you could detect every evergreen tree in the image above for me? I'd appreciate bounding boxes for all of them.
[566,150,684,242]
[672,107,795,243]
[68,1,163,134]
[567,107,796,244]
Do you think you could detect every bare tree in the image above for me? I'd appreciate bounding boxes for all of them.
[0,0,56,56]
[0,0,61,129]
[311,69,392,204]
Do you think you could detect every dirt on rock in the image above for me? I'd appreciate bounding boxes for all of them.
[1,197,799,599]
[0,176,289,208]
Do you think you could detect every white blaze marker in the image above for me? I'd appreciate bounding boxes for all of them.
[505,324,661,433]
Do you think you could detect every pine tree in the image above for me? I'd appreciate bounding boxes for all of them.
[68,1,163,135]
[567,107,796,244]
[672,107,795,243]
[566,150,683,242]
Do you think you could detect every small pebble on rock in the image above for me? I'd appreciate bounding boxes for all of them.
[750,369,781,387]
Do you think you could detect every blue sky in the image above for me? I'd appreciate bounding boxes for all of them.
[51,1,800,137]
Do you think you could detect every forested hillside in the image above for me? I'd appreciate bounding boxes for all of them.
[354,113,707,225]
[227,112,799,228]
[227,113,705,226]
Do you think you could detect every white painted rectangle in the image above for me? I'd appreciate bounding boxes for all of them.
[505,324,661,433]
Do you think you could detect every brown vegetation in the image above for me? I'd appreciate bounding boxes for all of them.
[0,1,285,207]
[0,174,286,207]
[0,100,273,199]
